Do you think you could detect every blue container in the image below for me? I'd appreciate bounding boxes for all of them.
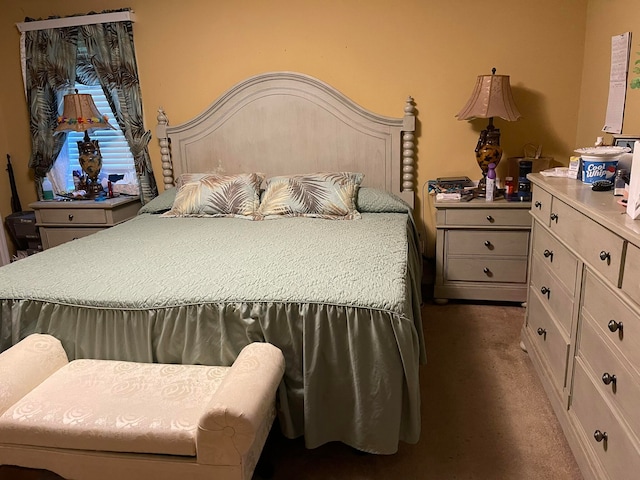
[581,159,618,184]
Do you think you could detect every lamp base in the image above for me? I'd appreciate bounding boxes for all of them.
[472,180,503,199]
[85,180,103,198]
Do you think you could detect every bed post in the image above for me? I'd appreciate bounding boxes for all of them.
[156,108,174,190]
[402,97,416,201]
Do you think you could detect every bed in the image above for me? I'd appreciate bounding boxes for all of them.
[0,71,424,455]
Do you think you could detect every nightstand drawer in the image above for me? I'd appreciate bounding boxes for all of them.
[526,290,570,394]
[549,199,623,287]
[530,185,552,225]
[579,312,640,441]
[529,254,574,336]
[447,230,529,256]
[446,258,527,283]
[582,271,640,377]
[37,208,110,225]
[443,208,531,227]
[571,360,640,480]
[40,227,103,248]
[531,222,579,295]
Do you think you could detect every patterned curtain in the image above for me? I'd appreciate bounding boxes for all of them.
[78,22,158,205]
[23,16,157,205]
[24,27,78,197]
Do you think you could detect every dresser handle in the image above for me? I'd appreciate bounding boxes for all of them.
[540,286,550,299]
[599,251,611,264]
[536,327,546,336]
[543,249,553,261]
[68,214,74,221]
[601,373,617,386]
[534,201,542,209]
[608,320,623,333]
[550,213,558,223]
[593,430,607,443]
[486,215,494,223]
[484,240,492,249]
[482,267,492,276]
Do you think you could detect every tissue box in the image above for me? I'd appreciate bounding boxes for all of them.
[112,183,139,196]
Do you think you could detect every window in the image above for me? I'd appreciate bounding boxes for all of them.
[55,83,137,192]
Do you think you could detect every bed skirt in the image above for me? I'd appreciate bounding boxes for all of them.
[1,299,422,454]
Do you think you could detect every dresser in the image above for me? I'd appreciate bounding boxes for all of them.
[30,196,141,249]
[434,197,531,303]
[522,174,640,480]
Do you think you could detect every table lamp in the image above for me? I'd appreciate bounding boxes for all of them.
[55,89,114,196]
[456,68,521,197]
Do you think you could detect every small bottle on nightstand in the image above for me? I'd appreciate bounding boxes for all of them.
[504,176,515,201]
[486,163,496,201]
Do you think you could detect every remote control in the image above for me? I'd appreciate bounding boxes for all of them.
[591,180,613,191]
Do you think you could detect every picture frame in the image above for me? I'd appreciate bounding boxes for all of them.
[612,134,640,152]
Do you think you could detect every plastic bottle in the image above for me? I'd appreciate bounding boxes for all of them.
[614,169,628,196]
[486,163,496,202]
[505,176,515,201]
[42,177,54,200]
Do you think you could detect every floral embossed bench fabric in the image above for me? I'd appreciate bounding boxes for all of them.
[0,334,284,480]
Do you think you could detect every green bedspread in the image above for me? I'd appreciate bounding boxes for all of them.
[0,189,424,454]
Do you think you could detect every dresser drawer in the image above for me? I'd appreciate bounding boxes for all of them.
[38,208,110,225]
[447,230,529,256]
[446,258,527,283]
[526,291,570,394]
[579,312,640,441]
[621,242,640,300]
[443,208,531,227]
[549,199,624,287]
[530,185,552,225]
[530,254,574,336]
[582,271,640,377]
[571,360,640,480]
[40,227,103,248]
[531,222,579,295]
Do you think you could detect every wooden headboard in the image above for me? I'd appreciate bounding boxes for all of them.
[156,71,416,208]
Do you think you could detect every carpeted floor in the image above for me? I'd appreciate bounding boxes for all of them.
[1,300,583,480]
[259,300,583,480]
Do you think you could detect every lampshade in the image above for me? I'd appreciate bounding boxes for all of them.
[456,72,521,122]
[55,91,114,133]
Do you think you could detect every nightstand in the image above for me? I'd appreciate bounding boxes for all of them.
[434,197,532,303]
[29,196,141,249]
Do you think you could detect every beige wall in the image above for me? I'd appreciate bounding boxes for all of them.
[577,0,640,147]
[2,0,631,258]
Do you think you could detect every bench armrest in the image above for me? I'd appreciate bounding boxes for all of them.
[196,342,285,468]
[0,334,69,416]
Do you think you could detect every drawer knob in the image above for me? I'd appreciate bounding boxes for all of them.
[599,251,611,264]
[601,372,617,386]
[608,320,623,333]
[486,215,494,223]
[550,213,558,223]
[534,201,542,209]
[482,267,492,276]
[543,249,553,261]
[540,286,550,299]
[484,240,493,249]
[593,430,608,443]
[68,214,74,221]
[536,327,546,336]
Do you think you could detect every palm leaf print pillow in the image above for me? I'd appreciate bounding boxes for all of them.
[258,172,364,219]
[162,172,264,219]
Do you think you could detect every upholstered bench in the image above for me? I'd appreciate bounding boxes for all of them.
[0,334,285,480]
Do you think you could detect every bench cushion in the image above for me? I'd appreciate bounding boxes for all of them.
[0,359,229,456]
